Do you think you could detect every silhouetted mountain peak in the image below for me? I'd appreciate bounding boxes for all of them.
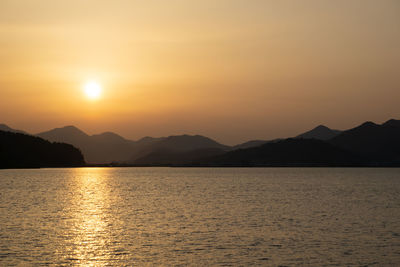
[0,124,27,134]
[296,124,341,141]
[40,125,89,137]
[61,125,88,135]
[0,124,11,130]
[359,121,378,128]
[330,119,400,163]
[165,134,225,146]
[315,125,330,130]
[92,132,128,142]
[383,119,400,128]
[37,126,89,144]
[162,134,228,150]
[128,134,229,163]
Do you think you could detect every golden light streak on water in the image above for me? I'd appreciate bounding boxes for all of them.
[63,168,117,266]
[1,168,400,265]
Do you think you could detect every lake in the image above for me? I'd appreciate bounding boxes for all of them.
[0,167,399,266]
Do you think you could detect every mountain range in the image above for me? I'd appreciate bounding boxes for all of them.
[34,126,229,164]
[1,119,399,167]
[201,119,399,167]
[33,123,342,164]
[36,126,136,163]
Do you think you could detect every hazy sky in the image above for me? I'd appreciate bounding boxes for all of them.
[1,0,399,144]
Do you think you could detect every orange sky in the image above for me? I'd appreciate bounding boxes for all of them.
[1,0,399,145]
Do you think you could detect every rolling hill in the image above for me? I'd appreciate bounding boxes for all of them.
[0,124,28,135]
[0,130,85,168]
[329,119,400,165]
[232,124,341,150]
[37,127,230,164]
[196,138,363,167]
[37,126,136,163]
[129,134,230,164]
[295,125,341,140]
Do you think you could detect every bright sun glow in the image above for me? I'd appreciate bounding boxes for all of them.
[84,81,102,100]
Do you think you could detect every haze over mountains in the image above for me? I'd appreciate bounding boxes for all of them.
[37,126,136,163]
[1,118,400,167]
[33,123,343,164]
[34,126,230,164]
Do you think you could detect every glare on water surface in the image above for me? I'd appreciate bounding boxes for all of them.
[1,167,400,266]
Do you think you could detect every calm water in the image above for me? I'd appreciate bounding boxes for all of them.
[0,168,399,266]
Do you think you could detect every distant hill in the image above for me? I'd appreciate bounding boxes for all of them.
[133,148,226,165]
[217,119,400,167]
[37,126,136,164]
[0,124,28,135]
[0,130,85,168]
[231,125,341,150]
[37,125,90,144]
[129,134,230,164]
[295,125,341,140]
[383,119,400,128]
[329,119,400,165]
[4,118,400,166]
[148,134,229,152]
[232,139,281,150]
[37,127,230,164]
[197,138,362,167]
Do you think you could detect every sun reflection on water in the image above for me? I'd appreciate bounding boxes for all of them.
[63,168,116,266]
[1,168,400,266]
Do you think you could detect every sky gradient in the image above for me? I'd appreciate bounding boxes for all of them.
[1,0,399,145]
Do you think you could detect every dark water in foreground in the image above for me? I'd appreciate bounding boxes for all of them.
[0,167,399,266]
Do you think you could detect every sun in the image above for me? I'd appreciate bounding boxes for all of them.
[84,81,102,100]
